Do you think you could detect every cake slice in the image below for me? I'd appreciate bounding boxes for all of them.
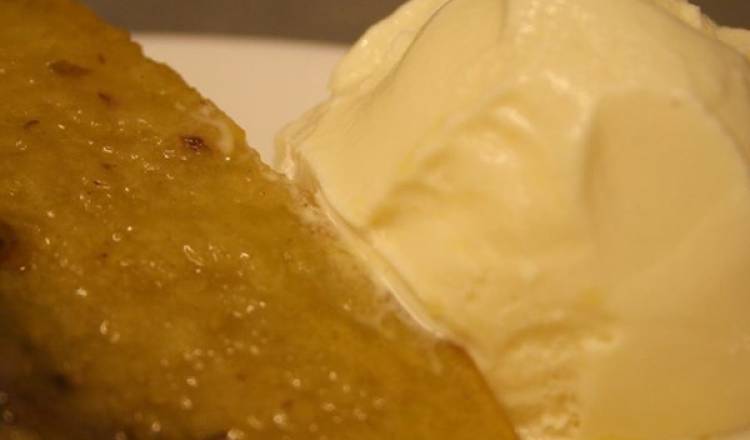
[0,0,515,439]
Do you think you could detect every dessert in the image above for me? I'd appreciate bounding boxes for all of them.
[279,0,750,439]
[0,0,516,439]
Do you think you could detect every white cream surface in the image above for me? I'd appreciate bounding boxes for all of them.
[277,0,750,439]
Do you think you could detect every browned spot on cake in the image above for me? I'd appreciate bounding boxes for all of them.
[48,60,91,77]
[22,119,39,130]
[0,221,20,269]
[97,92,114,106]
[49,373,74,393]
[181,135,209,153]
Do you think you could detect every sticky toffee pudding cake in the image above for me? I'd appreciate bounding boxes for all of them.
[0,1,515,439]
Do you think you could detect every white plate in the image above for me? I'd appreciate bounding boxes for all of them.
[135,33,347,163]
